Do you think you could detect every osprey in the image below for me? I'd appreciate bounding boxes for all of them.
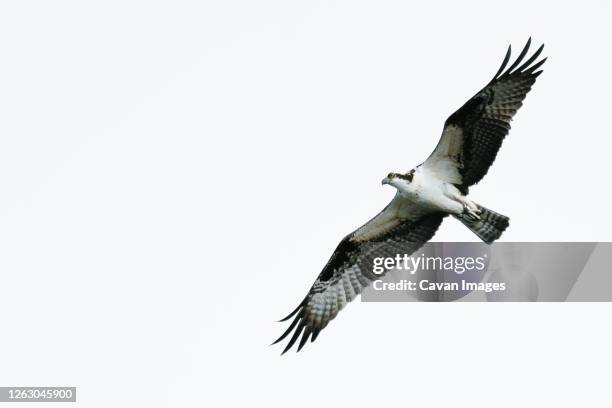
[274,39,545,354]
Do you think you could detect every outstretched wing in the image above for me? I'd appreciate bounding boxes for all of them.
[273,195,444,354]
[422,38,546,193]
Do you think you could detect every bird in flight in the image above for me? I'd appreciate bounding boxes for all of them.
[274,39,546,354]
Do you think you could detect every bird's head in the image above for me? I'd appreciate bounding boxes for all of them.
[381,170,414,189]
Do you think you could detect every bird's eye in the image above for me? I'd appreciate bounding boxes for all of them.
[387,173,394,179]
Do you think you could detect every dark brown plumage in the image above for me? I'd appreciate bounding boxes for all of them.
[444,38,546,193]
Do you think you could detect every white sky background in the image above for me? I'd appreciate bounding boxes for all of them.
[1,1,611,407]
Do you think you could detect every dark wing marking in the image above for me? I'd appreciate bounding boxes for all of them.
[273,203,444,354]
[423,38,546,193]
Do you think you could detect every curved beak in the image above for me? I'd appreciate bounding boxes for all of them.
[381,177,390,186]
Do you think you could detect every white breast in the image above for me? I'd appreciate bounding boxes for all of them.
[401,167,463,214]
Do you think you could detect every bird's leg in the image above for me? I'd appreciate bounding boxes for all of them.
[460,197,481,220]
[444,184,481,220]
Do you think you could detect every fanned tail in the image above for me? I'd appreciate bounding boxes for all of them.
[453,204,509,244]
